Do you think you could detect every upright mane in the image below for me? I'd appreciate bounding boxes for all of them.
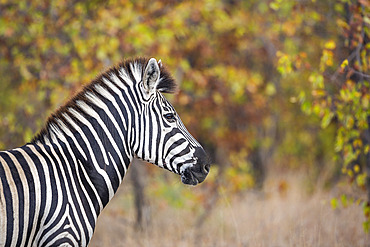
[31,57,177,144]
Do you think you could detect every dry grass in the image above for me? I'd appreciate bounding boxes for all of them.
[89,173,369,247]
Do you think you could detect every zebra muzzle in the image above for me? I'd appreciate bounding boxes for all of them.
[180,159,210,186]
[181,167,199,185]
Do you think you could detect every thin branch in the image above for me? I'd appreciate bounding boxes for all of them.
[350,70,370,79]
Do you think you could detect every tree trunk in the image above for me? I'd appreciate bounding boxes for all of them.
[130,158,150,230]
[366,117,370,205]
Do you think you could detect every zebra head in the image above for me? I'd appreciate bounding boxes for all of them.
[133,58,210,185]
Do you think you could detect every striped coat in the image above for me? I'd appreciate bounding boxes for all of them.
[0,58,209,246]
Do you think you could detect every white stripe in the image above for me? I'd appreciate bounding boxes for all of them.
[130,62,142,83]
[145,106,152,162]
[138,112,146,161]
[0,160,6,246]
[149,103,160,164]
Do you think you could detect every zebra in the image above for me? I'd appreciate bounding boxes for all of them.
[0,57,210,247]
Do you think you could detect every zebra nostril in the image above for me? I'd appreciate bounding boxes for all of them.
[203,163,210,174]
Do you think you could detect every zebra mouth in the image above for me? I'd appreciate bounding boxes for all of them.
[180,167,199,186]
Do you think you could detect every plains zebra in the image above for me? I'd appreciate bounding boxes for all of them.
[0,57,210,246]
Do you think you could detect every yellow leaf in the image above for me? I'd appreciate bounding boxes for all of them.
[325,40,336,50]
[265,83,276,96]
[364,145,370,154]
[341,59,349,69]
[354,164,360,173]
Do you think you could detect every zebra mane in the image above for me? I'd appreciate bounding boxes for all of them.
[31,57,177,144]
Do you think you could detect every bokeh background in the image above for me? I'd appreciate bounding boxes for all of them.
[0,0,369,246]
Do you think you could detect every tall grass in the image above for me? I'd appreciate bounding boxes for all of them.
[90,172,368,247]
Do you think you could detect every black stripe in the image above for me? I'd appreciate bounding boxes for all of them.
[153,100,162,165]
[0,153,14,246]
[74,116,110,206]
[2,152,24,246]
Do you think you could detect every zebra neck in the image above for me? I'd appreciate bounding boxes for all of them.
[36,114,132,207]
[32,87,137,210]
[29,62,152,210]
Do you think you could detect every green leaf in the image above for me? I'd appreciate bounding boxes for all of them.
[301,101,312,115]
[363,221,370,233]
[321,111,334,128]
[356,173,367,187]
[330,198,338,209]
[265,83,276,96]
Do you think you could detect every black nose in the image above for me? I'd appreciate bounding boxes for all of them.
[191,147,210,183]
[181,147,210,185]
[203,162,210,173]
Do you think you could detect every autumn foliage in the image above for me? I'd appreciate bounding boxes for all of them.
[0,0,369,231]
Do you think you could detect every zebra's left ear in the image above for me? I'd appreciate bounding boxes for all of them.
[143,58,160,94]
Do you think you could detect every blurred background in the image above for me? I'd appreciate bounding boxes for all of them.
[0,0,369,246]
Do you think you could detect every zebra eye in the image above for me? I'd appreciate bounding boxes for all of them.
[164,113,176,122]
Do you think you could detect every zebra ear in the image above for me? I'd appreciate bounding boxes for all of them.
[143,58,160,94]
